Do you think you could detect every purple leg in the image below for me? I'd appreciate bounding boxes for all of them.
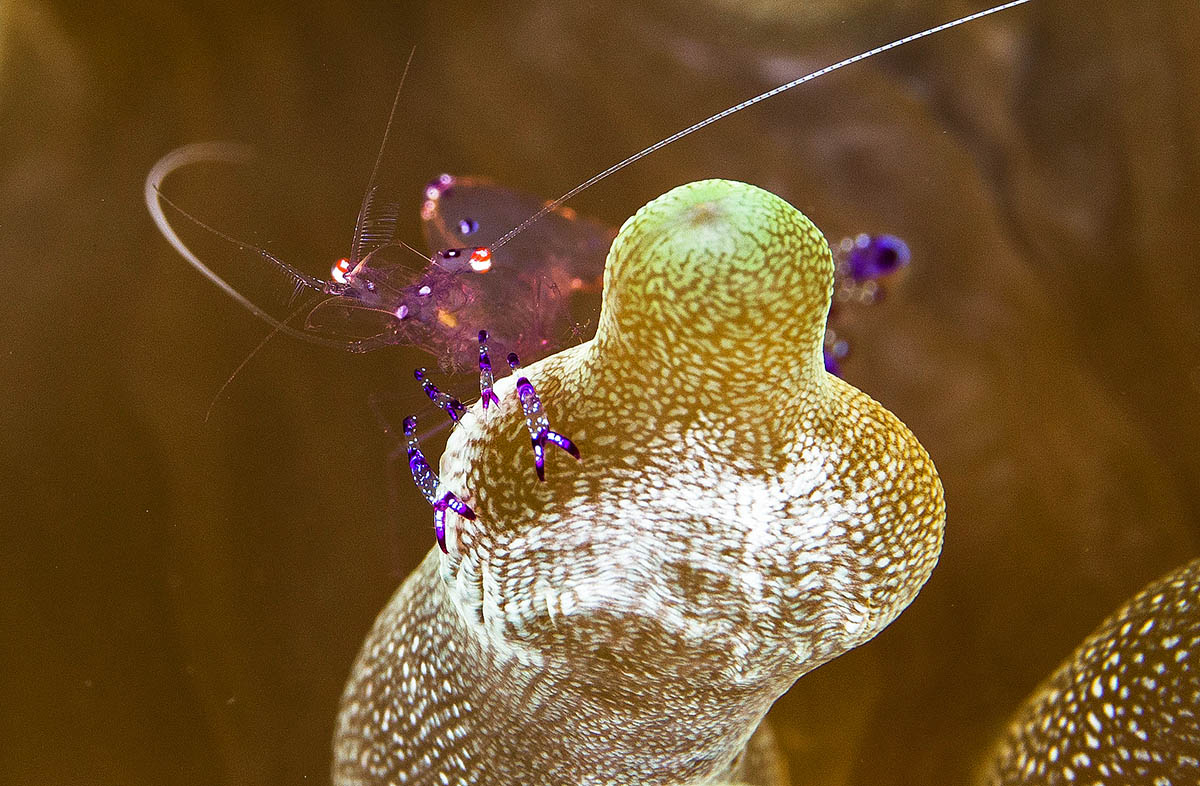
[543,431,580,459]
[403,414,473,552]
[442,493,476,521]
[530,439,546,482]
[432,503,449,553]
[415,367,467,422]
[507,352,582,481]
[846,233,910,281]
[478,330,501,411]
[432,493,474,552]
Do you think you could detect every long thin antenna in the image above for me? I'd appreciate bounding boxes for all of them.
[203,304,298,423]
[145,143,362,351]
[349,46,418,265]
[489,0,1032,252]
[154,181,328,291]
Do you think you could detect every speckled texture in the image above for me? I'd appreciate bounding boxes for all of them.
[333,180,945,785]
[979,557,1200,785]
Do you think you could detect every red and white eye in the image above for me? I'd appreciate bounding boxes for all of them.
[469,247,492,273]
[331,258,353,285]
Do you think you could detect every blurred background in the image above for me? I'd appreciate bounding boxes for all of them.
[2,0,1198,783]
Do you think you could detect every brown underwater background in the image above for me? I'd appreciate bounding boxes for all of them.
[2,0,1198,783]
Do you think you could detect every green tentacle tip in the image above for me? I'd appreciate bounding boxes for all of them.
[600,179,833,365]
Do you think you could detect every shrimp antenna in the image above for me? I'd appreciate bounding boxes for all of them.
[349,46,420,266]
[490,0,1032,252]
[151,172,328,292]
[146,143,389,352]
[202,300,306,422]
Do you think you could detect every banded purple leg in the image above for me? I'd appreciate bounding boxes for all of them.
[414,367,467,422]
[478,330,501,411]
[825,233,911,376]
[845,233,910,282]
[506,352,581,481]
[403,415,475,552]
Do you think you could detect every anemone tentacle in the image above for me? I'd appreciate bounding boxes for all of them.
[334,181,945,786]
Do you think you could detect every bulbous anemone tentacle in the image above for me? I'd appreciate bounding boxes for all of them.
[979,557,1200,786]
[334,180,945,786]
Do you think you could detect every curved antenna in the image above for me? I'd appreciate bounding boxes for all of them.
[490,0,1033,252]
[204,305,296,423]
[349,46,418,266]
[148,144,424,357]
[145,142,371,351]
[146,143,329,291]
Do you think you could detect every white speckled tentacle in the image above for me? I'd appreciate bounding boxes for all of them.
[979,557,1200,786]
[334,180,945,785]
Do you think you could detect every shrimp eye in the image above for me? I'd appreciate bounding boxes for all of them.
[395,304,410,320]
[443,248,461,259]
[331,258,352,285]
[469,247,492,273]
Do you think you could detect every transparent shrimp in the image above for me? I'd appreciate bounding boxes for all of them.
[148,1,1031,377]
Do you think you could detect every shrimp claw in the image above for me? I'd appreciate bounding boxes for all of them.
[403,416,475,553]
[478,330,501,411]
[506,352,581,481]
[414,368,467,423]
